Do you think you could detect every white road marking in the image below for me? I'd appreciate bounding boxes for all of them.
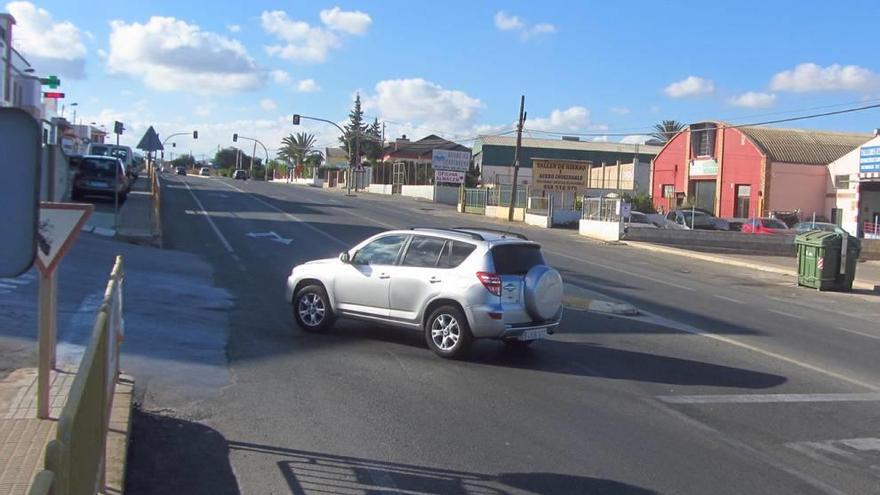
[215,180,349,247]
[713,294,744,304]
[544,249,697,292]
[658,392,880,404]
[767,309,805,320]
[836,327,880,341]
[635,310,880,392]
[0,282,17,290]
[181,178,236,255]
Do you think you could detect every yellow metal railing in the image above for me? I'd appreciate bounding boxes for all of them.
[35,256,125,495]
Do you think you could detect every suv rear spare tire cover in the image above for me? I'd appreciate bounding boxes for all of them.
[524,265,563,321]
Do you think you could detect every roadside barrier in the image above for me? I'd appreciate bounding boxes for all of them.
[151,164,162,247]
[31,256,125,495]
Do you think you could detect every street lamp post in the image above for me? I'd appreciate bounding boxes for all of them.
[292,114,357,196]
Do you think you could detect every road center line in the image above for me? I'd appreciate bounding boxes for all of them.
[180,178,237,256]
[658,392,880,404]
[837,327,880,341]
[767,309,806,320]
[544,249,697,292]
[215,179,349,248]
[636,310,880,391]
[713,294,744,304]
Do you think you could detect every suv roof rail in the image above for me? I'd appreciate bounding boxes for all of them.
[453,227,528,240]
[409,227,484,241]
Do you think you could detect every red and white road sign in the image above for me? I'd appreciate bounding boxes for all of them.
[817,257,824,270]
[34,202,93,276]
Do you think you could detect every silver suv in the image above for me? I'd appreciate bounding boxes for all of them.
[286,228,564,358]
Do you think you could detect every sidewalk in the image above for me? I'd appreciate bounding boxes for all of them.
[115,176,158,246]
[0,368,133,495]
[625,241,880,291]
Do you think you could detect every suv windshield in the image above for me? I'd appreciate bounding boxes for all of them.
[91,146,129,161]
[491,244,544,275]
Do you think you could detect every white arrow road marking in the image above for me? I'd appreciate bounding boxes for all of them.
[246,231,293,245]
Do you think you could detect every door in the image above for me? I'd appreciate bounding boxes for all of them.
[734,185,751,218]
[693,180,717,213]
[333,234,407,317]
[388,236,448,321]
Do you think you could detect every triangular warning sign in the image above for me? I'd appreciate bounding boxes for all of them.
[136,126,164,152]
[35,202,93,276]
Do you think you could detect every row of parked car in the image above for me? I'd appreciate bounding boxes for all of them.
[626,208,846,235]
[69,143,139,203]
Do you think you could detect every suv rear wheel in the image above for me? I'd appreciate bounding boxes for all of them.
[293,284,335,332]
[425,306,472,359]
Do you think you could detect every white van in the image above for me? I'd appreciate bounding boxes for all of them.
[87,143,136,184]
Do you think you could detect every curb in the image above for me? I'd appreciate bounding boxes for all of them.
[624,241,879,292]
[104,373,135,494]
[563,295,640,316]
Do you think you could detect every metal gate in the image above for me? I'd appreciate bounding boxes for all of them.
[392,161,406,194]
[463,188,486,214]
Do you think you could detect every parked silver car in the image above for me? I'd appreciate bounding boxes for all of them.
[286,228,564,358]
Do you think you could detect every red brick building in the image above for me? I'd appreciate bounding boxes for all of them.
[650,122,870,218]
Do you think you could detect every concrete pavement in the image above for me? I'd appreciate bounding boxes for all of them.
[142,174,880,495]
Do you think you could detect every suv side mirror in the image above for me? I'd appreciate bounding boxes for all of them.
[339,252,350,263]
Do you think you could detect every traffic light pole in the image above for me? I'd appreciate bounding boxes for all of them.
[292,115,356,196]
[233,135,270,180]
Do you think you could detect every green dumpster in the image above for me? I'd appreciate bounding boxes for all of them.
[795,231,860,291]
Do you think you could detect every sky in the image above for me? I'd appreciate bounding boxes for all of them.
[6,0,880,158]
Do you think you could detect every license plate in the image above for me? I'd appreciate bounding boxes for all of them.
[88,181,107,187]
[520,328,548,341]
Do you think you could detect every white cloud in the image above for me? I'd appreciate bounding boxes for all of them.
[494,11,524,30]
[663,76,715,98]
[296,79,321,92]
[319,7,372,35]
[261,8,369,62]
[227,24,241,33]
[729,91,777,108]
[107,17,263,94]
[528,107,591,132]
[770,63,880,93]
[6,1,87,78]
[259,98,278,111]
[611,106,630,115]
[194,104,213,117]
[494,11,556,40]
[592,136,609,142]
[650,105,661,113]
[363,78,483,136]
[270,70,291,84]
[620,135,650,144]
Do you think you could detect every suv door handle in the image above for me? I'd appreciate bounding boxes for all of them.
[378,273,391,279]
[429,277,442,283]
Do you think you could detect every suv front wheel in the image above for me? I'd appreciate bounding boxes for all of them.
[293,285,335,333]
[425,306,472,359]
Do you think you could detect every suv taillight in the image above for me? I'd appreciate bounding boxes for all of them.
[476,272,501,296]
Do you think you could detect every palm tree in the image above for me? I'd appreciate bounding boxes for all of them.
[278,132,317,178]
[651,120,686,144]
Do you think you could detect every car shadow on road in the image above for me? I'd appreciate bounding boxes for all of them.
[126,407,240,495]
[226,440,657,495]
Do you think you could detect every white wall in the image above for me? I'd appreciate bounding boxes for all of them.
[579,219,623,241]
[525,212,551,228]
[368,183,393,195]
[401,185,434,200]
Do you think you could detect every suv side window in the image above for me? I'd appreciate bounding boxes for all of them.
[401,236,446,267]
[353,235,407,266]
[438,241,477,268]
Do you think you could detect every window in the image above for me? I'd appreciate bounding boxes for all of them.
[352,235,406,266]
[834,175,850,190]
[81,158,120,179]
[491,244,544,275]
[662,184,674,199]
[690,123,717,157]
[438,241,476,268]
[401,236,446,267]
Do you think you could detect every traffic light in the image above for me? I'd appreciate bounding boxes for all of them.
[292,114,300,125]
[193,130,199,139]
[114,121,124,134]
[232,133,238,142]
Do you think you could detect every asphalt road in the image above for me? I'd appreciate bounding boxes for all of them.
[142,173,880,495]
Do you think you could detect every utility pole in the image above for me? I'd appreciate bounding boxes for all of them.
[508,95,526,222]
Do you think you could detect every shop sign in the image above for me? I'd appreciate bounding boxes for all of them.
[860,146,880,173]
[532,158,591,192]
[689,158,718,176]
